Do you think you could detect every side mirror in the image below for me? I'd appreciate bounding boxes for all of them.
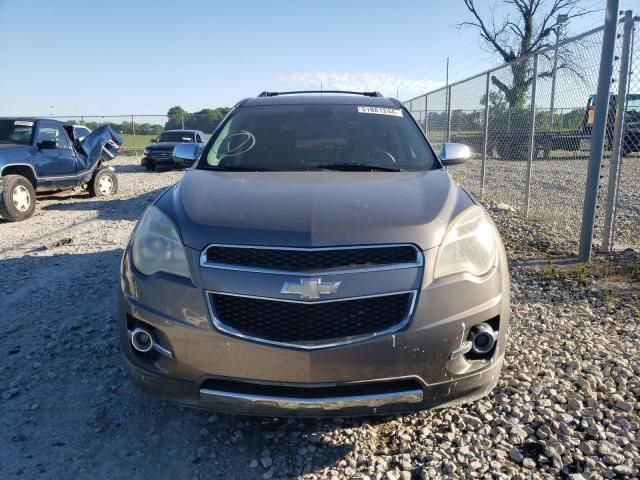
[439,142,471,166]
[38,140,58,150]
[173,142,200,163]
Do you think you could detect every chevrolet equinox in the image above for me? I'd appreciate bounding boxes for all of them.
[118,91,510,416]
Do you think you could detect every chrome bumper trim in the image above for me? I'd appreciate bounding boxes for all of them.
[199,388,423,411]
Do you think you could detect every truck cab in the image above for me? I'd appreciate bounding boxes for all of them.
[0,118,122,221]
[584,94,640,154]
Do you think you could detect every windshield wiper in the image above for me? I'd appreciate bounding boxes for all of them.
[209,165,275,172]
[308,163,403,172]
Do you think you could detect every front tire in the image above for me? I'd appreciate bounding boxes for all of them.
[142,157,156,171]
[0,174,36,222]
[89,168,118,197]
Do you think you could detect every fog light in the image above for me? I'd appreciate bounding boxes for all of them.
[469,323,498,354]
[131,328,154,353]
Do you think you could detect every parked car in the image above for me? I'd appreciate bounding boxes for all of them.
[141,129,206,170]
[0,118,122,221]
[119,91,510,416]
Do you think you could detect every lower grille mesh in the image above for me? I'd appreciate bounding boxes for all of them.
[209,292,414,344]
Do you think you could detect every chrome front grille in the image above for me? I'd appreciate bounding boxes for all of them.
[201,244,423,348]
[150,151,172,159]
[206,291,417,349]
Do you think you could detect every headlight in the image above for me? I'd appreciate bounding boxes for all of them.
[131,206,191,278]
[143,147,150,155]
[434,206,497,279]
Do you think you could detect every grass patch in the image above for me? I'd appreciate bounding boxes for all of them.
[120,134,156,148]
[542,260,557,277]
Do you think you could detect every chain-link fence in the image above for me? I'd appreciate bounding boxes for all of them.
[40,113,225,154]
[405,12,640,255]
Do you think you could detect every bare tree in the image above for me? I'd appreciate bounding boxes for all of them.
[461,0,592,108]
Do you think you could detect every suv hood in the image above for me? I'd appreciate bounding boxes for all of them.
[157,169,475,251]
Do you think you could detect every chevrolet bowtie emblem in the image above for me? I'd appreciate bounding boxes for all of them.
[280,278,341,300]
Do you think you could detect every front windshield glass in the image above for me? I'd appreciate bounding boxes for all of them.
[0,119,34,145]
[157,131,194,142]
[202,104,438,171]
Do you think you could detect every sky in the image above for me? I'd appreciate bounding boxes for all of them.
[0,0,629,116]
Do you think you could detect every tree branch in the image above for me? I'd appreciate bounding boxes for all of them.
[460,0,512,61]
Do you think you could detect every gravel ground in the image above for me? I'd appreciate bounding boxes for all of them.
[1,156,638,480]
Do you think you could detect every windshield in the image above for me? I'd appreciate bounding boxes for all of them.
[157,131,194,143]
[0,119,34,145]
[201,104,438,171]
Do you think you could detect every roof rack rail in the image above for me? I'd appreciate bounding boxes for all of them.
[257,90,384,98]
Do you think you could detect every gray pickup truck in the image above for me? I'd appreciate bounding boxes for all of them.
[119,91,510,417]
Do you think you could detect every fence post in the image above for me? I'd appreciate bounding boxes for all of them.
[131,115,137,151]
[424,94,428,134]
[602,10,633,252]
[578,0,620,262]
[524,55,538,218]
[446,86,452,142]
[548,25,561,131]
[481,71,490,197]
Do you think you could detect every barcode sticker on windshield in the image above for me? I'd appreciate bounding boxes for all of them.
[357,106,403,117]
[14,120,34,126]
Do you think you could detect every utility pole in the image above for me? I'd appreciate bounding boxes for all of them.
[549,13,568,131]
[578,0,620,262]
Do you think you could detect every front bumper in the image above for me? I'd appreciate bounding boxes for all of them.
[142,155,191,168]
[124,356,503,417]
[118,243,510,416]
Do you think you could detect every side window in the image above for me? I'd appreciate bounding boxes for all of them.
[56,126,70,149]
[196,134,203,143]
[38,125,71,149]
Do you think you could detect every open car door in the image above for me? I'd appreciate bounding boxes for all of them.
[76,125,123,173]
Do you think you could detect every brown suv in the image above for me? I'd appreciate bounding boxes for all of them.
[118,91,510,416]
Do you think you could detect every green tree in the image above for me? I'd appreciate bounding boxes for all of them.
[166,106,190,130]
[165,106,231,133]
